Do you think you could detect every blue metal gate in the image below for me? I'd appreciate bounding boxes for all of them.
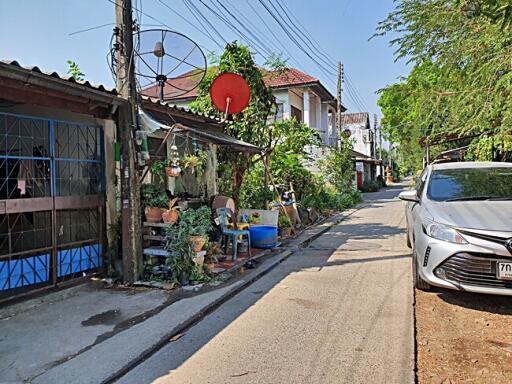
[0,112,105,298]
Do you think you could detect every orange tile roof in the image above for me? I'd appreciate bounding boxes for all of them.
[341,112,370,125]
[144,68,326,101]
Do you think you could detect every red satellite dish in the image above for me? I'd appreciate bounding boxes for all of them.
[210,73,250,115]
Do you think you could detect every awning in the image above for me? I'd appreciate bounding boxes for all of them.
[139,109,262,154]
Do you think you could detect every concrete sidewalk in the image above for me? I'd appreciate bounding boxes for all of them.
[0,209,358,384]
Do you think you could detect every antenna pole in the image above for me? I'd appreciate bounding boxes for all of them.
[115,0,142,283]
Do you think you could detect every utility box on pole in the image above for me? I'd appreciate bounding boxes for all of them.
[115,0,143,283]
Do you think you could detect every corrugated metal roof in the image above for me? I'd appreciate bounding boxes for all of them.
[140,95,223,123]
[140,107,261,153]
[1,60,118,95]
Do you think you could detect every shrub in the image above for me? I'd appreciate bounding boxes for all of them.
[376,175,387,188]
[360,180,380,193]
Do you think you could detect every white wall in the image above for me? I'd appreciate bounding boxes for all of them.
[273,89,290,120]
[346,122,371,157]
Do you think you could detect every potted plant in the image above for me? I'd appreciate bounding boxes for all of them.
[165,224,193,286]
[141,184,168,222]
[181,150,207,176]
[250,211,262,225]
[152,159,181,179]
[279,213,293,238]
[206,243,222,272]
[162,197,180,224]
[179,206,213,252]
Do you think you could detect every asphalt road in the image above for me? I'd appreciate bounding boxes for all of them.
[117,186,414,384]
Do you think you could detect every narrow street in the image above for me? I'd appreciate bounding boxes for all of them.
[117,186,414,384]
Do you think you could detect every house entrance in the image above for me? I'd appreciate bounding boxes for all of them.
[0,112,105,299]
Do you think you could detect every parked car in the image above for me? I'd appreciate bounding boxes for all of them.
[400,162,512,295]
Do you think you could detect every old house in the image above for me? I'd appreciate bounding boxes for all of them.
[0,60,120,301]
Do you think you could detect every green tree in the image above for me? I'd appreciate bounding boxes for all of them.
[376,0,512,166]
[190,42,282,208]
[319,139,355,191]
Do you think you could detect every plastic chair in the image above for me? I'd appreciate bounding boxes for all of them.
[216,208,251,260]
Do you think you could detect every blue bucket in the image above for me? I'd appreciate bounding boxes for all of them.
[249,225,278,249]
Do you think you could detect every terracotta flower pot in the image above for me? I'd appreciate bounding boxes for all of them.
[162,209,179,224]
[281,227,292,238]
[189,235,207,252]
[145,207,163,223]
[165,166,181,177]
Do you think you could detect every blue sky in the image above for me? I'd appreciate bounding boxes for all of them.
[0,0,409,118]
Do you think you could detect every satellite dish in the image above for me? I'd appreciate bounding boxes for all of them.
[134,29,207,102]
[210,73,251,115]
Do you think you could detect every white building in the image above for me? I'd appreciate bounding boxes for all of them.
[341,112,381,187]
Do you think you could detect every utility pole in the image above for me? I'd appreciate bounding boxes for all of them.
[336,61,344,147]
[373,113,378,159]
[374,113,382,177]
[115,0,142,283]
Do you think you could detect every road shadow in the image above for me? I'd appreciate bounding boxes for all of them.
[430,288,512,315]
[117,242,410,383]
[307,222,405,250]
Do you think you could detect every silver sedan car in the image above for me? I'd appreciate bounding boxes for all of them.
[400,162,512,295]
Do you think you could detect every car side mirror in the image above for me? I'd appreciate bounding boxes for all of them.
[399,190,419,202]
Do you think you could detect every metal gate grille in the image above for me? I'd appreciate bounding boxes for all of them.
[0,112,105,297]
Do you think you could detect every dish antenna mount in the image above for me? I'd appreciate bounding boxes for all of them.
[134,29,207,102]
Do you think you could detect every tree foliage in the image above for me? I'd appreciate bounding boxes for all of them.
[190,42,276,207]
[376,0,512,170]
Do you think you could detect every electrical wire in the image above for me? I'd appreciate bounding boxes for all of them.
[244,0,300,67]
[213,0,275,58]
[272,0,337,72]
[274,0,338,67]
[182,0,228,48]
[157,0,224,50]
[69,22,115,36]
[256,0,336,76]
[197,0,269,58]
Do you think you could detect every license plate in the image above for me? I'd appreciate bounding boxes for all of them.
[497,263,512,280]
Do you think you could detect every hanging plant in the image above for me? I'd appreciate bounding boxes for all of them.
[181,149,208,176]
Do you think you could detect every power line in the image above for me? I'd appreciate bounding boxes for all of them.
[275,0,338,67]
[69,22,115,36]
[224,0,281,52]
[273,0,337,71]
[197,0,270,59]
[213,0,274,57]
[157,0,224,50]
[257,0,336,77]
[244,0,300,67]
[182,0,228,50]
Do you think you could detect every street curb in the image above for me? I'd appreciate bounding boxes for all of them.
[102,249,293,384]
[102,206,360,383]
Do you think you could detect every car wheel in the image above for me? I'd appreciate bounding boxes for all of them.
[412,250,431,291]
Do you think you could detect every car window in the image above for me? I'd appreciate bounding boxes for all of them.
[427,167,512,201]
